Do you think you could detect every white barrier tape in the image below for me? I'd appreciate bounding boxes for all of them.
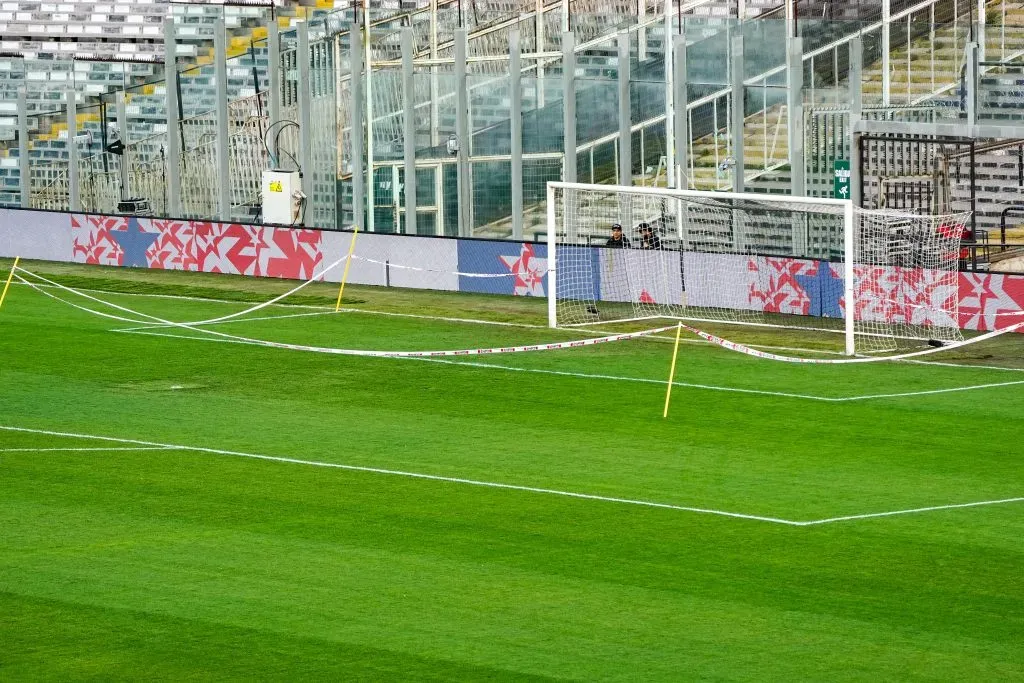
[962,309,1024,317]
[168,252,351,326]
[16,266,677,357]
[351,255,549,279]
[199,324,681,358]
[13,255,350,329]
[683,321,1024,365]
[878,295,1024,318]
[21,265,1022,366]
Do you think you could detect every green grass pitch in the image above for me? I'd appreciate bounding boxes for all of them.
[1,258,1023,680]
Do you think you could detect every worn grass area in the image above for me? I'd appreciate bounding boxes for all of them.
[1,259,1023,680]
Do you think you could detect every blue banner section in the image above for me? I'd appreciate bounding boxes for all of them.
[457,240,549,297]
[558,245,602,302]
[796,260,845,318]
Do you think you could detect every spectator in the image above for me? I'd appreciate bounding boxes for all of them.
[606,223,631,248]
[638,223,662,250]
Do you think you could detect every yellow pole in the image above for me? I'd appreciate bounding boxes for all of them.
[0,257,20,311]
[334,227,359,312]
[662,322,683,419]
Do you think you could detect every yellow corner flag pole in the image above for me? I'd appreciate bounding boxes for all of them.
[663,322,683,419]
[334,227,359,312]
[0,256,20,311]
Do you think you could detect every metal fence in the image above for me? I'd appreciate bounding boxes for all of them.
[1,0,1022,246]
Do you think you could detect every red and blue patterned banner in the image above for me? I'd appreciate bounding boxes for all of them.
[71,215,322,280]
[33,211,1024,333]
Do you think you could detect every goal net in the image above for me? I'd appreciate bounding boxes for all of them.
[546,182,969,354]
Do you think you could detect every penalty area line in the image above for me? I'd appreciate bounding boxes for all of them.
[801,497,1024,526]
[0,424,801,527]
[1,425,1018,528]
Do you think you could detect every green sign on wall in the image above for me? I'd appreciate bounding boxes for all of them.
[833,160,851,199]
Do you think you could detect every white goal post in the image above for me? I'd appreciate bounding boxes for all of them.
[545,181,968,356]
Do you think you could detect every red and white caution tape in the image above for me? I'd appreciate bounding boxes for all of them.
[682,321,1024,364]
[17,265,1023,365]
[15,266,675,357]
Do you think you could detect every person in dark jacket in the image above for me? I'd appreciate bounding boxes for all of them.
[606,223,630,248]
[638,222,662,250]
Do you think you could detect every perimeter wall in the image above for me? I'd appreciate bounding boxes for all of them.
[1,208,1022,333]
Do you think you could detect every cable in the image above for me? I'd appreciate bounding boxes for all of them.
[263,120,301,171]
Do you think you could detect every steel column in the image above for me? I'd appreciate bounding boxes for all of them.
[116,92,130,200]
[672,34,688,190]
[297,21,313,226]
[535,0,545,108]
[364,6,375,233]
[850,38,863,208]
[787,36,805,196]
[214,18,232,221]
[966,41,979,126]
[17,87,29,208]
[268,19,282,163]
[351,22,365,229]
[664,0,675,188]
[402,28,417,235]
[730,35,745,194]
[617,31,631,187]
[455,28,471,237]
[67,89,80,212]
[510,30,524,240]
[977,0,986,63]
[163,17,181,216]
[882,0,891,106]
[562,32,577,184]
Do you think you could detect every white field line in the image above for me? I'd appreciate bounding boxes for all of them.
[2,424,1019,528]
[411,358,1024,402]
[900,358,1024,373]
[112,327,1024,403]
[841,380,1024,400]
[800,497,1024,526]
[0,446,181,453]
[0,424,801,527]
[403,356,838,402]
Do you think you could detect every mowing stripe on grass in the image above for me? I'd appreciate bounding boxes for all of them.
[0,424,803,527]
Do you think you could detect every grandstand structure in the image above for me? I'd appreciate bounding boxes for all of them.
[0,0,1022,267]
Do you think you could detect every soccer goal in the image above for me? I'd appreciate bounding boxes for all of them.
[545,182,970,355]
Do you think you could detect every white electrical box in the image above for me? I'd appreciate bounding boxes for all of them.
[262,170,302,225]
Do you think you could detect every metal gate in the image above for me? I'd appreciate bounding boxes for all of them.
[805,106,937,199]
[857,134,976,230]
[372,161,448,236]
